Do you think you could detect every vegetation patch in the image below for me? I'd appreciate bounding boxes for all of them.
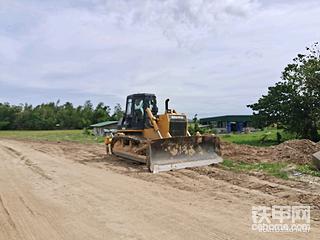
[0,130,104,144]
[221,159,290,179]
[221,159,320,180]
[296,164,320,177]
[220,129,295,147]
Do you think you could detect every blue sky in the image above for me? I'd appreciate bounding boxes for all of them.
[1,0,320,117]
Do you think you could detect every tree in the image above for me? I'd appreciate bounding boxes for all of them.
[33,103,58,129]
[80,100,94,127]
[0,103,21,129]
[93,102,111,123]
[248,43,320,142]
[188,114,200,135]
[57,102,78,129]
[112,103,124,121]
[14,104,39,130]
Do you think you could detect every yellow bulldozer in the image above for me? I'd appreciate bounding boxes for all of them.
[105,93,222,173]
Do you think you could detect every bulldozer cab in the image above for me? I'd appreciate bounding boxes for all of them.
[122,93,158,130]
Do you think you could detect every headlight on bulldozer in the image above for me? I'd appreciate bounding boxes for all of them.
[105,137,112,145]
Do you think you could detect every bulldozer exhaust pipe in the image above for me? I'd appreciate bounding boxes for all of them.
[165,98,170,112]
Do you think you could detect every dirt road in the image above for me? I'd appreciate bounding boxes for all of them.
[0,139,319,240]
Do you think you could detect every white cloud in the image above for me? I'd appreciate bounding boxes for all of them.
[100,0,259,47]
[0,0,320,116]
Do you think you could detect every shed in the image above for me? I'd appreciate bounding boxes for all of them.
[200,115,253,133]
[90,121,119,136]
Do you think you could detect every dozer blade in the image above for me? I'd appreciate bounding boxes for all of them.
[149,135,222,173]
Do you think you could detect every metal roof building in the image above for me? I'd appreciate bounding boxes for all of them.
[90,121,118,136]
[200,115,253,133]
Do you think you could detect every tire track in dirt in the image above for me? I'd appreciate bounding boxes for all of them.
[22,156,52,180]
[18,196,35,216]
[1,145,23,157]
[0,143,52,180]
[0,194,17,230]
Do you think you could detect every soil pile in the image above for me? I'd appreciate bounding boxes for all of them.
[221,139,320,164]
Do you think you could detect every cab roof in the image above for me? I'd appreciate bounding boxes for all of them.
[127,93,156,98]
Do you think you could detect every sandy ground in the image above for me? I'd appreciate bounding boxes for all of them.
[0,139,319,240]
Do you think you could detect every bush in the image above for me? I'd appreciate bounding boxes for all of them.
[82,128,91,135]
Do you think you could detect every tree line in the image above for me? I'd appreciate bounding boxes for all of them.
[0,100,124,130]
[248,43,320,142]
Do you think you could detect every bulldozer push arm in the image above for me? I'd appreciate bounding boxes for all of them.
[146,108,164,138]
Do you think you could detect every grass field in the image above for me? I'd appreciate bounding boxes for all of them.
[219,129,296,146]
[0,130,105,144]
[0,128,296,146]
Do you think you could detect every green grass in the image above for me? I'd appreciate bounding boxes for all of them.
[221,159,320,180]
[0,130,105,144]
[221,159,289,179]
[219,129,296,147]
[0,128,298,148]
[296,164,320,177]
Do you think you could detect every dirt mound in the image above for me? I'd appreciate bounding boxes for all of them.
[276,139,320,155]
[221,139,320,165]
